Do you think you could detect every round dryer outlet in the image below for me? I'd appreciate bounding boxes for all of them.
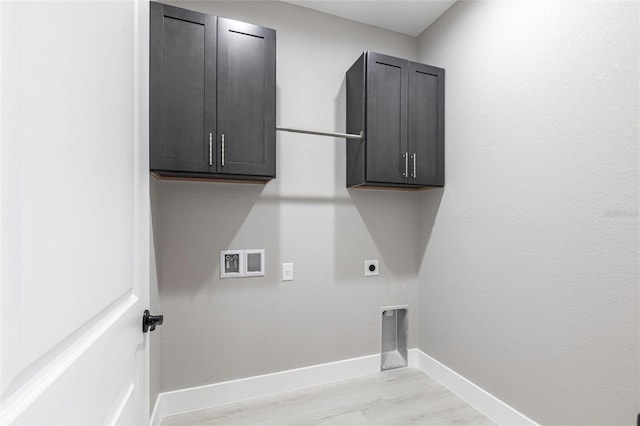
[364,260,379,276]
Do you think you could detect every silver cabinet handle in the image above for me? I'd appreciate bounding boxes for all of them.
[209,133,213,166]
[221,133,225,167]
[402,152,408,177]
[411,153,416,179]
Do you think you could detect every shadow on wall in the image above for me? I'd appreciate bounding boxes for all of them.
[348,189,422,279]
[334,77,348,195]
[149,179,162,413]
[152,180,267,296]
[332,74,439,281]
[417,188,444,266]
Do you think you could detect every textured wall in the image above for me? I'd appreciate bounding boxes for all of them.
[152,1,421,392]
[416,1,639,424]
[150,178,161,411]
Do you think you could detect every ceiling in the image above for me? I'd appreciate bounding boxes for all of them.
[282,1,457,37]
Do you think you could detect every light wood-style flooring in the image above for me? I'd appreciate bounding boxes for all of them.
[161,368,496,426]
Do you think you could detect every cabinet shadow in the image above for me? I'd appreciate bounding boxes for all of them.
[151,179,269,295]
[417,188,444,267]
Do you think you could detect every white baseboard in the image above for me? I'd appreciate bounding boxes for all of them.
[151,349,537,426]
[150,353,381,425]
[410,349,538,426]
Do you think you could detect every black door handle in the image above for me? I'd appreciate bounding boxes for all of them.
[143,309,164,333]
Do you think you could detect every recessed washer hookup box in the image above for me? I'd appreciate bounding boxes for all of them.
[381,306,408,371]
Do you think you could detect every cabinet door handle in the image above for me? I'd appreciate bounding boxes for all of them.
[221,133,225,167]
[209,133,213,166]
[412,153,416,179]
[402,152,408,177]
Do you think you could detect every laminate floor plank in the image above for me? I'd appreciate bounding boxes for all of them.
[161,368,496,426]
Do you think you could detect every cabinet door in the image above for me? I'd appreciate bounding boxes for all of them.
[408,62,444,186]
[365,52,408,184]
[150,3,216,173]
[217,18,276,177]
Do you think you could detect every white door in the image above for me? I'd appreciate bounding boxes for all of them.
[0,0,150,424]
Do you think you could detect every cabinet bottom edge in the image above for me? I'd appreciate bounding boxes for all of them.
[151,171,273,184]
[347,183,443,191]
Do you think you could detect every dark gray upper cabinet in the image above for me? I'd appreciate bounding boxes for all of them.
[150,2,276,182]
[346,51,444,189]
[150,3,215,174]
[217,18,276,178]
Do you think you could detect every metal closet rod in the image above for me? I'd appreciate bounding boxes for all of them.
[276,127,364,140]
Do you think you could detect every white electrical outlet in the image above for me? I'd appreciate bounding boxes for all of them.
[364,260,379,276]
[282,263,294,281]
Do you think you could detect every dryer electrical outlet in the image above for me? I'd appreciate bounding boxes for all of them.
[364,260,379,276]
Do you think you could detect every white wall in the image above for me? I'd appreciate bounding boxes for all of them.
[416,1,639,424]
[153,1,421,393]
